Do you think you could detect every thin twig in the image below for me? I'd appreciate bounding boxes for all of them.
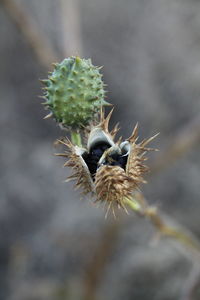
[181,266,200,300]
[59,0,82,56]
[82,221,120,300]
[151,114,200,175]
[1,0,59,69]
[124,195,200,258]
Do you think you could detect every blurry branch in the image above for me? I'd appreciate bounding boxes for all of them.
[187,275,200,300]
[124,194,200,258]
[182,266,200,300]
[151,114,200,175]
[83,221,120,300]
[60,0,82,56]
[1,0,59,69]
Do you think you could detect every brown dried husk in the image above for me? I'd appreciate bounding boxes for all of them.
[56,109,158,213]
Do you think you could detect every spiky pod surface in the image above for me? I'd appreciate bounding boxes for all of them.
[95,165,134,206]
[56,109,158,214]
[42,57,108,129]
[55,138,94,195]
[125,124,159,185]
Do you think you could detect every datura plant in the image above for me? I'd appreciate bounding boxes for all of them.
[41,56,200,254]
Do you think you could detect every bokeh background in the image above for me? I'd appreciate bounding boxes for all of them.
[1,0,200,299]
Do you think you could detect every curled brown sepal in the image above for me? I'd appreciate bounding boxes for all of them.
[55,138,95,195]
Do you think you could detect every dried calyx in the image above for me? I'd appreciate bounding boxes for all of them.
[56,109,158,214]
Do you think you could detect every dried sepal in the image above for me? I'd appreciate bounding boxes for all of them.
[56,138,95,195]
[95,165,134,216]
[87,108,117,151]
[126,130,159,184]
[93,123,159,215]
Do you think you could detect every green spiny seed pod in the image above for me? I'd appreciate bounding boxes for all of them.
[41,56,109,129]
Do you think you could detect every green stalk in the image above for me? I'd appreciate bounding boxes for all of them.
[123,196,200,257]
[71,130,82,147]
[123,197,141,213]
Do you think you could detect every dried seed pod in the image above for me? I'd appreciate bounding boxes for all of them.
[56,109,158,214]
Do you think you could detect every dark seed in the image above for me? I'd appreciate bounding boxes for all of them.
[82,142,111,178]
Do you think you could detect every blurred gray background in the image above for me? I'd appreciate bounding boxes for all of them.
[0,0,200,299]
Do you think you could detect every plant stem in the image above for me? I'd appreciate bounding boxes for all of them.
[71,130,82,147]
[123,197,200,257]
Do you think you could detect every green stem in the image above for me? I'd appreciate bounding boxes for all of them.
[123,197,141,213]
[71,130,82,147]
[123,197,200,257]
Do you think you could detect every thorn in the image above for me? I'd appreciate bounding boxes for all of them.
[49,77,56,83]
[101,107,114,131]
[43,112,53,119]
[105,201,112,219]
[38,95,47,100]
[110,123,120,139]
[101,100,112,106]
[127,123,139,143]
[97,66,103,70]
[116,136,123,145]
[63,161,70,167]
[140,133,160,147]
[40,79,49,85]
[64,177,73,183]
[89,96,98,102]
[54,153,68,157]
[56,138,71,147]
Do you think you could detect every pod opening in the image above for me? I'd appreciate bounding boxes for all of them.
[82,142,111,178]
[101,152,128,170]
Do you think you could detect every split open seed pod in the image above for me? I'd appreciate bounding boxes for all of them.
[56,109,158,215]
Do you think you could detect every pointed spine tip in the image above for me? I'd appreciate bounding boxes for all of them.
[128,123,139,143]
[40,79,49,86]
[43,112,53,119]
[49,77,56,83]
[52,63,58,68]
